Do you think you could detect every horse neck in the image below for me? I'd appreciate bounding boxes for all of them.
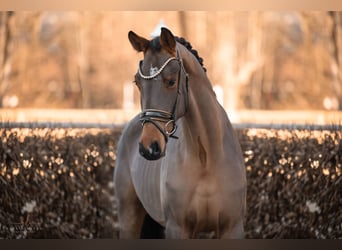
[179,46,227,158]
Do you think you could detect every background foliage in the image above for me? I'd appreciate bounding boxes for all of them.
[0,127,340,238]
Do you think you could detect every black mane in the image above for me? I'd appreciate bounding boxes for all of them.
[148,36,207,72]
[175,36,207,72]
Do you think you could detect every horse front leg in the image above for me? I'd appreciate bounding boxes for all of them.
[114,161,146,238]
[116,191,147,239]
[164,219,191,239]
[218,220,245,239]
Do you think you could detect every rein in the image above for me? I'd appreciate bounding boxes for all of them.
[138,49,189,143]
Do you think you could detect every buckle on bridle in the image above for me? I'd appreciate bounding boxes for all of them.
[165,119,177,137]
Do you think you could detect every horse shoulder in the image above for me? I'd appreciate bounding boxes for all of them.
[115,115,165,224]
[114,115,141,194]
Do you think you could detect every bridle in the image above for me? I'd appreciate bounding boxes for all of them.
[138,49,189,143]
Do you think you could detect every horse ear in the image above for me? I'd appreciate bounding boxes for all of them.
[160,27,176,54]
[128,31,150,52]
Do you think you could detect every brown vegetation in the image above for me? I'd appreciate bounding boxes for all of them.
[0,127,341,238]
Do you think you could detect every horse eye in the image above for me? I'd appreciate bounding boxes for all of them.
[167,79,176,87]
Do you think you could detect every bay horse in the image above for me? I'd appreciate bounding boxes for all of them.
[114,28,246,239]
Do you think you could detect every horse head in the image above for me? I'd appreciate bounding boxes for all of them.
[128,28,189,161]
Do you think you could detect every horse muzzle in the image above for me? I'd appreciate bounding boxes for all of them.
[139,141,165,161]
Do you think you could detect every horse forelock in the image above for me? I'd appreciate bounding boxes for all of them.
[148,37,162,53]
[146,36,206,73]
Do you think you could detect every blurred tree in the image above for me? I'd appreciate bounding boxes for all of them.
[0,11,13,107]
[329,11,342,110]
[0,11,340,110]
[244,12,264,109]
[178,11,188,38]
[77,12,90,108]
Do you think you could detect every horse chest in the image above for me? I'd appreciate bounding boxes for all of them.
[162,166,224,233]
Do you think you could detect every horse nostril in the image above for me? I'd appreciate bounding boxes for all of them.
[150,141,161,155]
[139,142,146,157]
[138,141,163,160]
